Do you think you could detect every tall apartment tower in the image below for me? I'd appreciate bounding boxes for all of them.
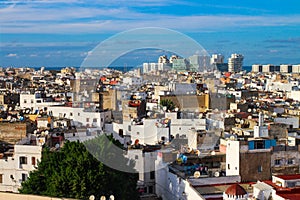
[228,53,244,72]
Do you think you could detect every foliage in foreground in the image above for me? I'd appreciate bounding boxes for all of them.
[19,135,139,200]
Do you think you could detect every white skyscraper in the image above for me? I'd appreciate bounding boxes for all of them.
[210,54,224,65]
[228,53,244,72]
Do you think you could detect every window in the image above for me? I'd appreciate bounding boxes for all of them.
[148,186,153,194]
[135,155,138,160]
[275,159,281,165]
[32,157,36,165]
[24,99,27,103]
[93,118,97,122]
[36,100,41,103]
[128,125,131,131]
[20,156,27,165]
[31,99,34,103]
[70,112,73,117]
[78,113,80,116]
[150,171,155,180]
[228,164,230,170]
[21,173,28,182]
[137,132,140,135]
[288,158,294,165]
[258,165,263,172]
[86,118,89,122]
[254,141,265,149]
[0,174,2,183]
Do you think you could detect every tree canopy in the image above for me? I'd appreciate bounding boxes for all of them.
[19,135,139,200]
[160,99,176,112]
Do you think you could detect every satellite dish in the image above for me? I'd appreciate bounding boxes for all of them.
[235,118,240,123]
[89,195,95,200]
[34,130,37,135]
[100,196,106,200]
[55,143,60,148]
[211,151,216,155]
[248,108,252,112]
[45,130,49,135]
[109,195,115,200]
[194,171,201,178]
[214,171,220,177]
[230,135,235,141]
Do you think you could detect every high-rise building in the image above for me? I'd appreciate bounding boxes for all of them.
[228,54,244,72]
[211,54,228,72]
[158,55,169,63]
[189,55,211,72]
[210,54,224,65]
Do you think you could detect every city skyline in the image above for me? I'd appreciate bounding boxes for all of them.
[1,0,300,67]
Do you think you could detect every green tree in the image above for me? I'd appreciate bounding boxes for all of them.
[19,135,139,200]
[160,99,176,112]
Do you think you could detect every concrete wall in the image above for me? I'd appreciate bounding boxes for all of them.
[226,140,240,176]
[240,151,271,182]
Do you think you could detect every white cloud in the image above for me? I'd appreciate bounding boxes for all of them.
[1,1,300,33]
[6,53,17,57]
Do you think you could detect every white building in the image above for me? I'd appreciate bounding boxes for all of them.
[123,76,143,86]
[20,93,64,111]
[210,54,224,65]
[123,119,169,145]
[274,116,299,129]
[126,149,157,195]
[228,54,244,72]
[47,106,112,129]
[0,145,42,193]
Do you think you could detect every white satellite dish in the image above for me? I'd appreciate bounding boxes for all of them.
[214,171,220,177]
[211,151,216,156]
[89,195,95,200]
[109,195,115,200]
[194,171,201,178]
[55,143,60,148]
[230,135,235,141]
[248,108,252,112]
[236,118,240,123]
[45,130,49,135]
[100,196,106,200]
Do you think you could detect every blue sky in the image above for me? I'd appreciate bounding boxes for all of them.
[1,0,300,68]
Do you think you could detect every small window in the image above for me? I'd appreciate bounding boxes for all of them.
[31,99,34,103]
[137,132,140,135]
[32,157,36,165]
[78,113,80,116]
[288,158,294,165]
[93,118,97,122]
[0,174,3,183]
[148,185,153,193]
[228,164,230,170]
[86,118,89,122]
[150,171,155,180]
[135,155,138,159]
[275,159,281,165]
[20,156,27,165]
[70,112,73,117]
[128,125,131,131]
[36,100,41,103]
[21,173,28,182]
[24,100,27,103]
[258,165,263,172]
